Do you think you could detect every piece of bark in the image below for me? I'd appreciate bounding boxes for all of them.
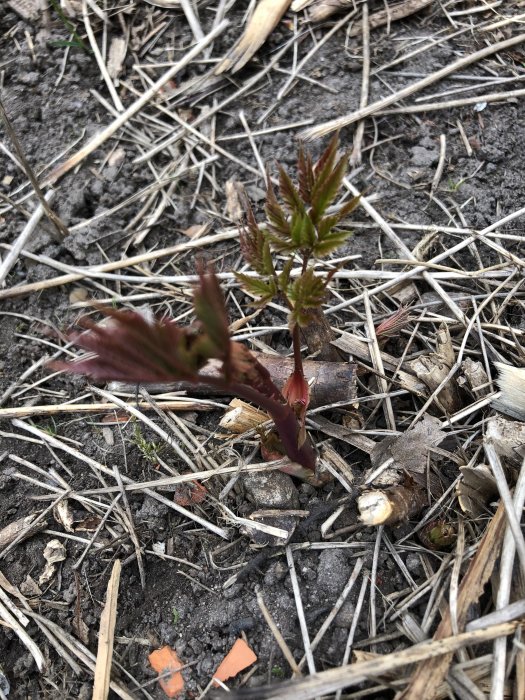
[367,415,445,487]
[409,354,460,412]
[398,501,507,700]
[485,415,525,462]
[435,324,455,367]
[458,358,490,398]
[407,324,461,413]
[109,354,357,409]
[301,307,345,362]
[457,464,499,518]
[307,414,376,454]
[7,0,46,20]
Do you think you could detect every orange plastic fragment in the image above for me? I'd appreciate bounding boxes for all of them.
[148,646,184,698]
[212,638,257,686]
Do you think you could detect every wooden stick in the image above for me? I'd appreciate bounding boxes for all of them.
[92,560,121,700]
[109,354,357,409]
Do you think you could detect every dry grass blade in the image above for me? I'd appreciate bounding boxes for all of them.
[0,597,45,671]
[0,399,213,419]
[215,0,291,74]
[0,191,54,286]
[93,560,122,700]
[0,229,238,301]
[0,99,68,237]
[28,611,136,699]
[11,419,230,539]
[346,0,433,34]
[301,33,525,140]
[491,456,525,700]
[256,589,302,677]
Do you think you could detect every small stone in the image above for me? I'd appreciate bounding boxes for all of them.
[405,553,422,575]
[242,472,299,510]
[317,548,351,598]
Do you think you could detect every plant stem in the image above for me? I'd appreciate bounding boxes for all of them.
[201,374,317,473]
[291,323,304,377]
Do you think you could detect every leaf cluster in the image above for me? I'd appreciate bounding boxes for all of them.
[52,267,319,475]
[236,135,359,327]
[52,268,234,384]
[267,134,358,257]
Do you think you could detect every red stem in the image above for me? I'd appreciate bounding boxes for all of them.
[292,323,304,377]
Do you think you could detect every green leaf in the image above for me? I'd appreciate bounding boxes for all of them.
[313,132,339,180]
[239,201,269,275]
[333,193,360,221]
[278,165,305,214]
[235,273,277,305]
[278,257,294,291]
[311,152,348,221]
[288,268,327,327]
[262,239,275,277]
[265,177,291,242]
[297,142,314,204]
[290,210,315,249]
[314,230,353,257]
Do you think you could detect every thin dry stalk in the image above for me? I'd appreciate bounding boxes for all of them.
[112,466,145,590]
[257,589,302,677]
[484,441,525,577]
[377,87,525,117]
[350,1,370,166]
[0,99,68,237]
[297,557,364,670]
[286,546,316,675]
[399,501,507,700]
[0,596,45,671]
[342,179,466,322]
[0,191,54,286]
[11,419,229,539]
[490,458,525,700]
[0,399,212,420]
[211,622,520,699]
[0,228,238,300]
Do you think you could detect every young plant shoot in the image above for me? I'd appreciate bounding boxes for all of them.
[53,136,358,485]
